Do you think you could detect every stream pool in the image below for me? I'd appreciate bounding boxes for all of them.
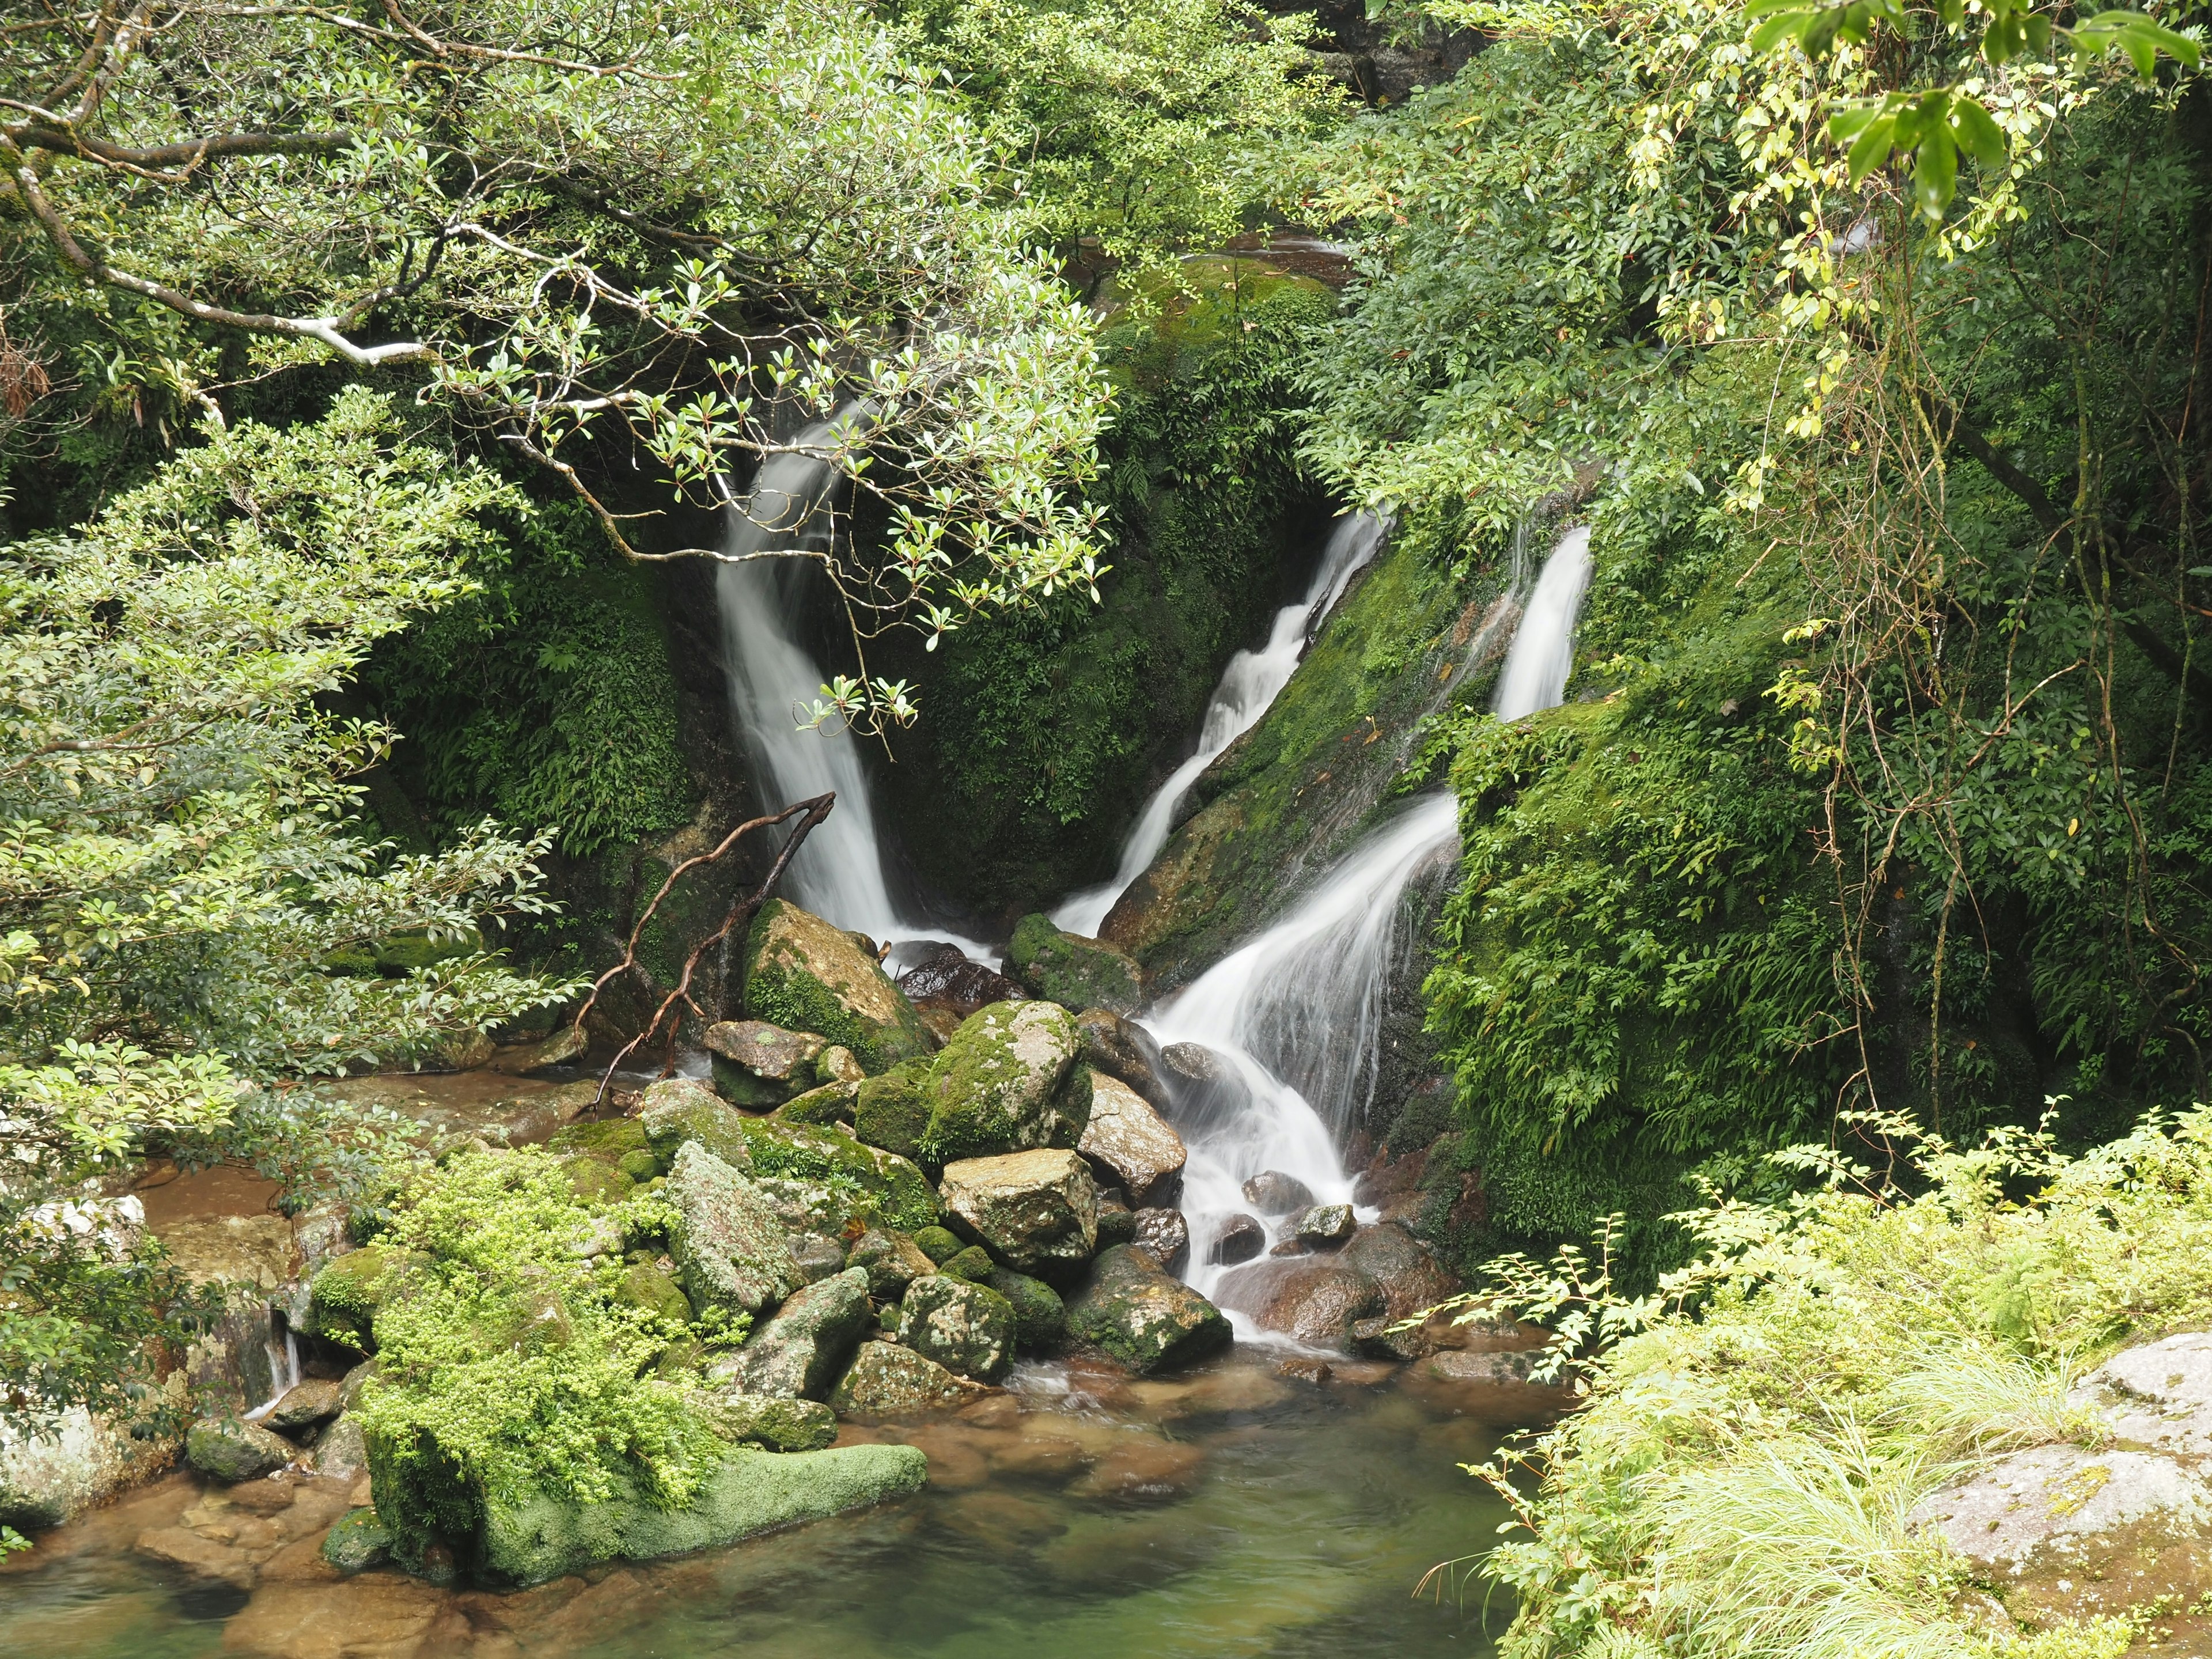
[1,1350,1518,1659]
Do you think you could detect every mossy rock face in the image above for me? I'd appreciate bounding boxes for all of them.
[185,1416,294,1482]
[847,1229,935,1300]
[939,1245,996,1283]
[721,1393,838,1452]
[742,900,932,1074]
[639,1077,751,1169]
[322,1507,394,1574]
[829,1342,968,1416]
[852,1059,934,1161]
[921,1001,1089,1165]
[730,1117,940,1234]
[548,1117,649,1160]
[613,1262,692,1330]
[1006,915,1146,1017]
[704,1020,828,1108]
[560,1156,632,1206]
[1066,1244,1233,1375]
[896,1274,1016,1382]
[989,1267,1068,1354]
[374,926,484,976]
[777,1080,859,1127]
[913,1226,964,1264]
[311,1244,412,1349]
[475,1444,929,1588]
[662,1142,802,1317]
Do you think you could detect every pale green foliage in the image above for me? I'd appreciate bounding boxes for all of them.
[1479,1109,2212,1658]
[357,1149,724,1524]
[892,0,1343,285]
[0,389,577,1422]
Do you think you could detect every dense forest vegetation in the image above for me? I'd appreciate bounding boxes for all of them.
[7,0,2212,1649]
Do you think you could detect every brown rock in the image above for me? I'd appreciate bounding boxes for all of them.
[987,1430,1091,1484]
[264,1379,344,1433]
[487,1024,588,1076]
[1339,1221,1458,1320]
[1131,1207,1189,1274]
[1067,1436,1207,1502]
[1406,1347,1577,1422]
[1213,1256,1385,1347]
[1073,1009,1173,1110]
[1077,1073,1187,1207]
[897,946,1024,1016]
[935,1488,1069,1551]
[1205,1213,1266,1266]
[219,1574,454,1658]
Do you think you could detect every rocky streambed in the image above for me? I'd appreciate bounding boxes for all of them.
[2,895,1552,1655]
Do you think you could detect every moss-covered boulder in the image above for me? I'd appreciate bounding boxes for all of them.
[897,1274,1016,1382]
[612,1262,692,1329]
[321,1507,393,1574]
[829,1342,969,1416]
[662,1142,801,1317]
[716,1268,871,1400]
[476,1443,927,1587]
[921,1001,1090,1164]
[1066,1244,1233,1375]
[913,1226,964,1264]
[185,1416,295,1482]
[721,1395,838,1452]
[704,1020,827,1108]
[847,1229,935,1300]
[778,1080,858,1126]
[548,1117,650,1162]
[736,1116,940,1234]
[852,1058,934,1160]
[1007,914,1146,1016]
[639,1077,750,1166]
[743,900,932,1073]
[939,1148,1100,1275]
[990,1267,1068,1353]
[940,1245,997,1283]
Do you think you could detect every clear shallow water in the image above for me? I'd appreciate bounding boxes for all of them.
[0,1354,1516,1659]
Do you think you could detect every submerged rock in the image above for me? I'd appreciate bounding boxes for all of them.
[478,1443,928,1587]
[721,1394,839,1452]
[743,899,934,1073]
[704,1019,828,1107]
[322,1506,395,1574]
[1206,1214,1266,1266]
[186,1416,296,1482]
[1065,1244,1232,1375]
[1007,914,1146,1017]
[1078,1073,1187,1207]
[1073,1008,1173,1110]
[830,1342,970,1415]
[718,1267,872,1400]
[898,1274,1017,1382]
[1131,1208,1190,1275]
[939,1147,1100,1274]
[662,1142,802,1317]
[923,1001,1092,1164]
[1241,1171,1316,1215]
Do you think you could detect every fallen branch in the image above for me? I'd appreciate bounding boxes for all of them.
[570,793,834,1107]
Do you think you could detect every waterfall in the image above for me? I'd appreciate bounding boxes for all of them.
[715,416,993,962]
[241,1319,302,1422]
[1144,523,1596,1317]
[1051,513,1387,938]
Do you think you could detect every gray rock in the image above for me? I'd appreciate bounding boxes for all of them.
[790,1233,849,1284]
[1073,1008,1173,1109]
[0,1399,180,1530]
[721,1393,838,1451]
[264,1378,344,1433]
[829,1342,970,1415]
[2075,1330,2212,1456]
[1911,1443,2212,1572]
[1132,1208,1190,1274]
[1079,1072,1187,1207]
[847,1229,935,1300]
[897,1274,1016,1381]
[1294,1203,1355,1248]
[186,1416,296,1482]
[923,1001,1090,1162]
[716,1267,872,1400]
[705,1019,828,1108]
[938,1147,1099,1274]
[1066,1244,1232,1375]
[816,1045,868,1085]
[1206,1213,1266,1266]
[1241,1171,1316,1215]
[312,1414,369,1482]
[639,1077,751,1166]
[662,1141,802,1317]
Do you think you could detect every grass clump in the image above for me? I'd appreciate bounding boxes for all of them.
[351,1147,726,1572]
[1475,1108,2212,1659]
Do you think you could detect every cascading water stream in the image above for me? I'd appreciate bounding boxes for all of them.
[716,416,993,963]
[1051,512,1387,938]
[1145,524,1596,1323]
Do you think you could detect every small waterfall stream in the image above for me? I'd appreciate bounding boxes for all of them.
[716,416,994,962]
[1051,512,1387,938]
[1146,524,1596,1322]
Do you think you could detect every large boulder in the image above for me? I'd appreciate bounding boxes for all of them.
[1006,914,1146,1017]
[851,1057,935,1161]
[1,1397,181,1529]
[186,1416,297,1482]
[830,1342,970,1415]
[923,1001,1091,1164]
[1078,1073,1187,1207]
[1339,1221,1458,1320]
[897,944,1025,1017]
[938,1148,1099,1274]
[847,1229,937,1300]
[704,1020,827,1108]
[478,1443,928,1588]
[715,1267,872,1400]
[647,1089,937,1233]
[1241,1170,1315,1215]
[1158,1042,1252,1131]
[662,1142,802,1317]
[639,1077,751,1167]
[743,899,933,1073]
[897,1274,1016,1382]
[989,1267,1069,1353]
[1074,1008,1173,1110]
[1066,1244,1232,1375]
[1213,1255,1384,1347]
[722,1395,839,1452]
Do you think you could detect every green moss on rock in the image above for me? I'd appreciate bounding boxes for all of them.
[741,900,931,1073]
[732,1117,939,1233]
[940,1245,996,1283]
[919,1001,1089,1165]
[913,1226,964,1264]
[852,1059,933,1160]
[311,1245,410,1349]
[1006,915,1146,1016]
[989,1267,1068,1353]
[548,1118,649,1160]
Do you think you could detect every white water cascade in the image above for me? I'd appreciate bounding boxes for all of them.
[1146,522,1596,1319]
[1051,512,1387,938]
[715,418,993,962]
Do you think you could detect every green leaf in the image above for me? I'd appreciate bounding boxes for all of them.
[1845,113,1898,184]
[1913,128,1959,219]
[1949,94,2007,170]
